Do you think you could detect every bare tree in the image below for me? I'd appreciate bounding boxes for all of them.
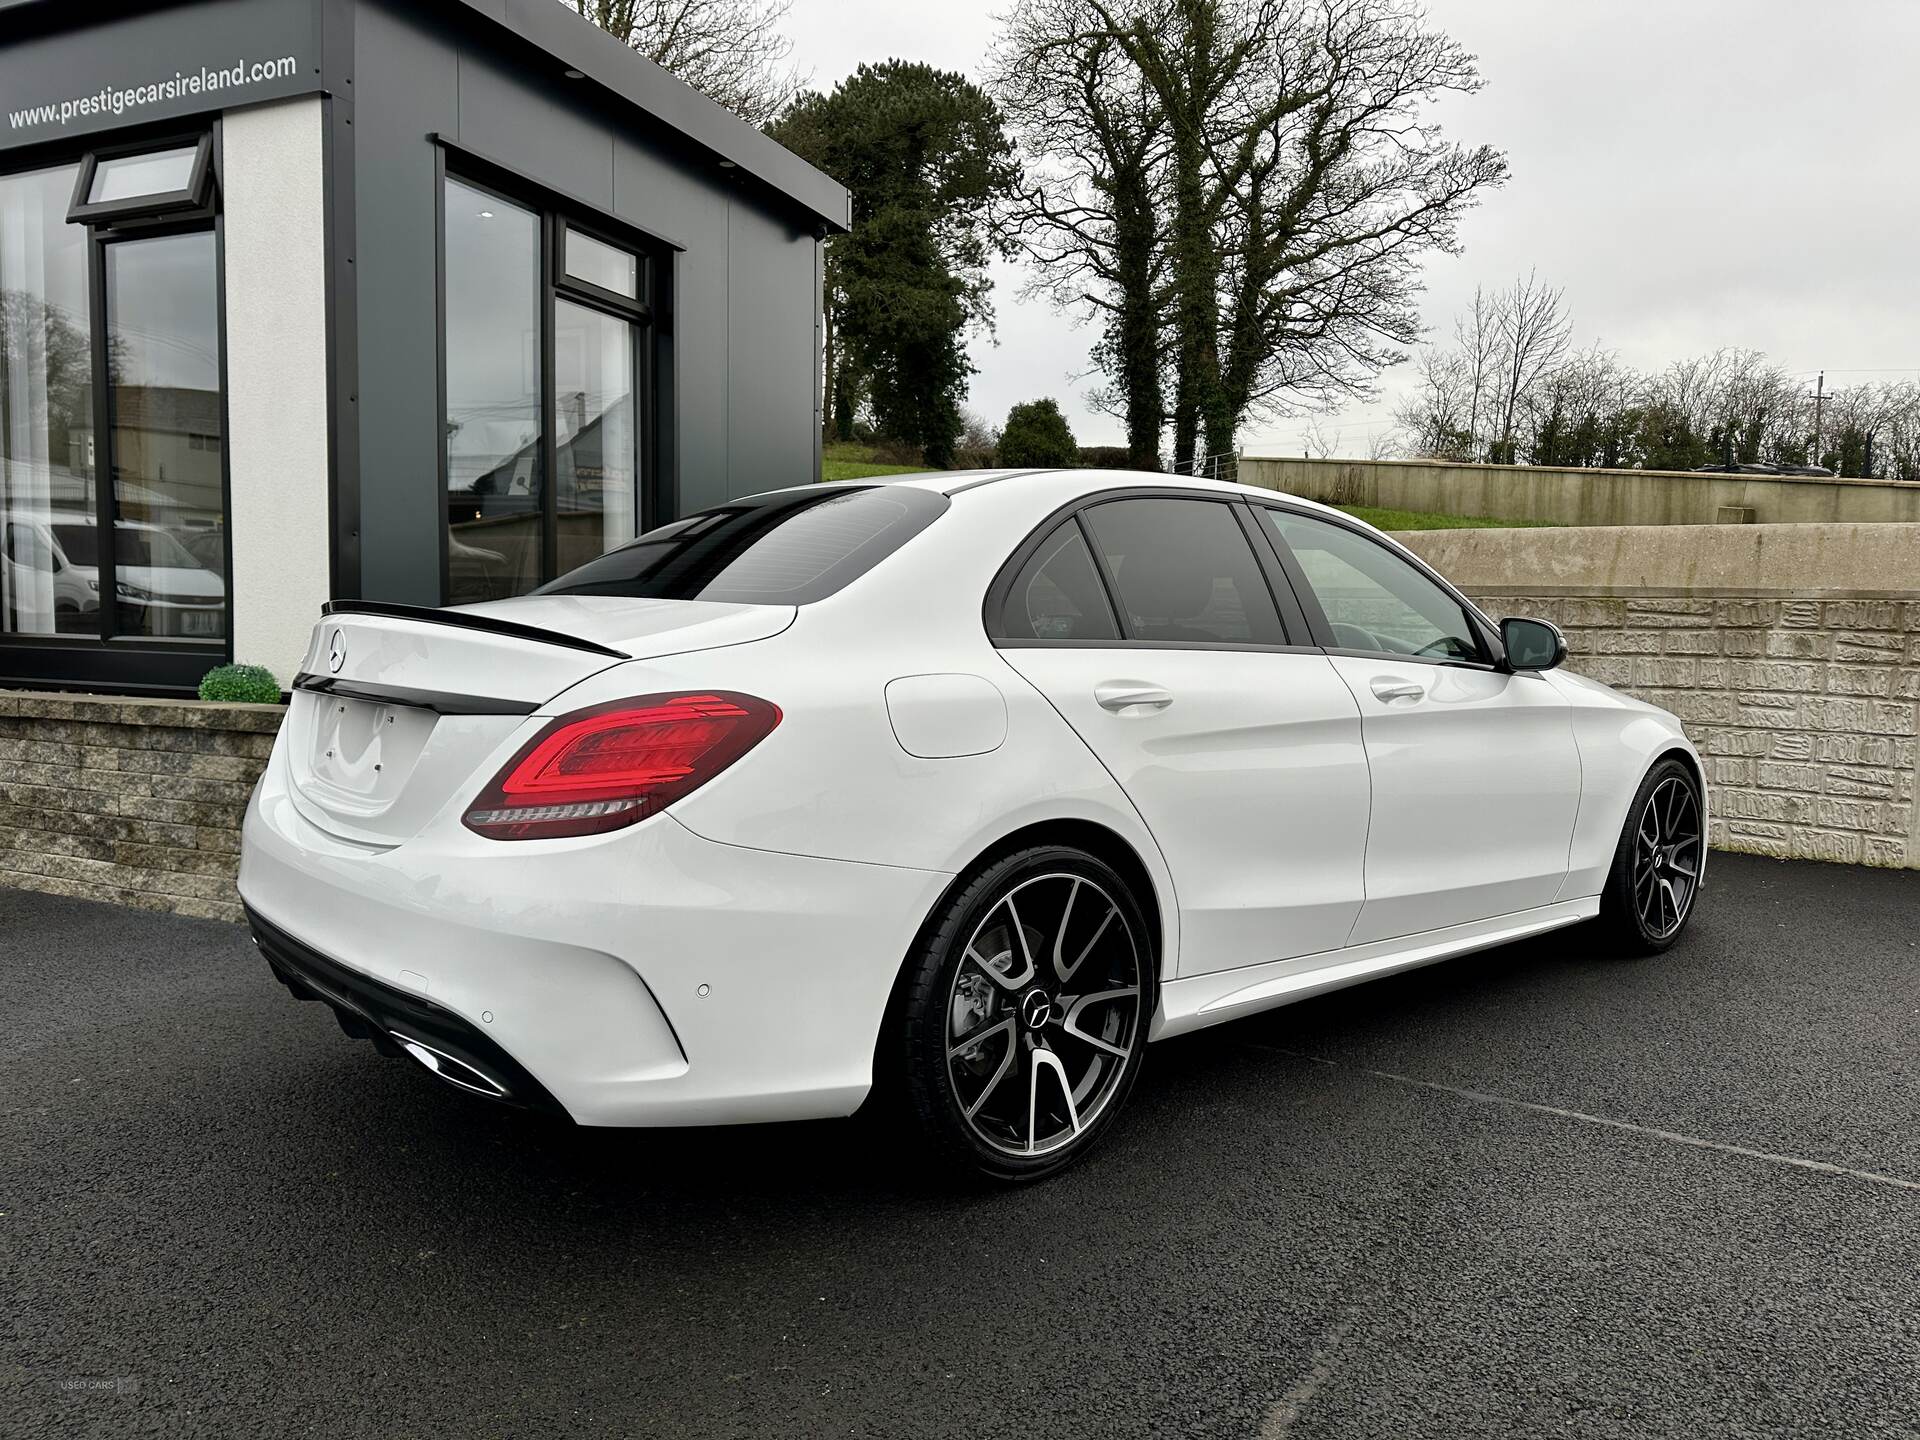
[994,0,1505,471]
[1453,285,1500,458]
[1491,269,1570,462]
[1392,345,1471,459]
[1396,283,1920,478]
[569,0,805,126]
[1299,415,1339,457]
[1207,0,1506,462]
[991,0,1172,468]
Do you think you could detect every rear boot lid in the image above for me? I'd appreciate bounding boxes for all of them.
[282,598,794,846]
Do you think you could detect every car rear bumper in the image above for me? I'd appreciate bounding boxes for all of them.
[249,904,570,1117]
[238,764,951,1127]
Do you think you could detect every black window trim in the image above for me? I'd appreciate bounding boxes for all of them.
[983,486,1321,654]
[67,132,214,227]
[1248,500,1508,671]
[558,220,650,319]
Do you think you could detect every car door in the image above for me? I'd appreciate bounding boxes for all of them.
[1255,507,1581,945]
[990,493,1371,977]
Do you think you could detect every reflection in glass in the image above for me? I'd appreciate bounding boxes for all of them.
[444,179,541,603]
[90,145,198,205]
[105,232,226,639]
[554,299,637,576]
[564,227,637,299]
[1264,511,1478,659]
[540,487,950,606]
[1,162,94,637]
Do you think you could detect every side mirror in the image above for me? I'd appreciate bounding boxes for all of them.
[1501,616,1566,671]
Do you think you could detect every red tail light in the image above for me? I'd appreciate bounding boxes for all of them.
[463,692,780,841]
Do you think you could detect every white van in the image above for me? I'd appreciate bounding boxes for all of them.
[2,510,225,638]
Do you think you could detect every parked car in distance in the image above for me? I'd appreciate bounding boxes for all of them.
[240,470,1707,1180]
[2,510,225,638]
[1691,461,1835,477]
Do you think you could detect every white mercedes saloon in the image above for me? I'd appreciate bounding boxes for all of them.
[240,470,1706,1180]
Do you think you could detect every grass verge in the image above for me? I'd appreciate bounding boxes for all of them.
[822,441,931,483]
[1338,504,1549,531]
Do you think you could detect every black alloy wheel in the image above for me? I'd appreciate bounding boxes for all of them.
[897,846,1151,1181]
[1599,756,1705,954]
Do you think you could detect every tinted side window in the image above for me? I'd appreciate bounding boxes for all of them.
[999,522,1119,641]
[537,486,948,605]
[1082,498,1286,645]
[1263,510,1482,661]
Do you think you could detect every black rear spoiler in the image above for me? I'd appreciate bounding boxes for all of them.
[320,600,630,660]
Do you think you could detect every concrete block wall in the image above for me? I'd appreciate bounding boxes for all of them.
[0,692,283,922]
[1243,455,1920,527]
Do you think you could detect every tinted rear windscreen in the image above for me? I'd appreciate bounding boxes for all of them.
[535,486,949,605]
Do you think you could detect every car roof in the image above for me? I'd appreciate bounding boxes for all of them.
[5,510,166,531]
[745,467,1349,519]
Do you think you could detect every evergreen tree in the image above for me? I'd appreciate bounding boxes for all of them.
[773,63,1018,467]
[999,398,1080,466]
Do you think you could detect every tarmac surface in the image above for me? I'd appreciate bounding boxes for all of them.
[4,852,1917,1438]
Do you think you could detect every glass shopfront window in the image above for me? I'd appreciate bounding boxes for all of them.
[444,179,542,604]
[105,232,225,640]
[442,172,653,604]
[1,136,227,682]
[1,163,93,639]
[554,297,637,577]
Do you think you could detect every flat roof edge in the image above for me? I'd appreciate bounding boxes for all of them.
[0,0,849,232]
[460,0,849,233]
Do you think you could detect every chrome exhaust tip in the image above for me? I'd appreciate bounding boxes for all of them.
[390,1032,511,1100]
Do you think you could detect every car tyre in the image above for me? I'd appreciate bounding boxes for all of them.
[1595,756,1704,955]
[895,845,1152,1182]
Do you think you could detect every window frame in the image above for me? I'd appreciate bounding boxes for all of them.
[436,152,664,604]
[983,487,1318,652]
[67,132,214,227]
[1248,501,1506,670]
[992,517,1124,644]
[0,125,233,694]
[558,221,648,316]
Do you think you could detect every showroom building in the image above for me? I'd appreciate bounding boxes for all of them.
[0,0,846,694]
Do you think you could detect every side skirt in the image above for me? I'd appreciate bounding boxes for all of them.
[1151,897,1600,1041]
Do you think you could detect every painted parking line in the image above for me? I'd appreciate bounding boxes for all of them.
[1248,1044,1920,1195]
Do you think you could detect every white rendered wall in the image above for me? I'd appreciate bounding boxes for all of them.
[221,97,331,684]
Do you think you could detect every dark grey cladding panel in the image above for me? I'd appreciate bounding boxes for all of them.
[0,0,326,152]
[0,0,845,233]
[350,0,457,607]
[449,0,847,232]
[454,42,614,211]
[614,138,729,520]
[725,202,818,509]
[348,0,824,603]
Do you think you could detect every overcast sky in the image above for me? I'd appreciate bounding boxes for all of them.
[781,0,1920,455]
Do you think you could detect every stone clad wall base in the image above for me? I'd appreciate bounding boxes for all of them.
[0,691,283,922]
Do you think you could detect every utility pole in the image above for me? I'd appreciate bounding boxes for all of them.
[1810,370,1828,466]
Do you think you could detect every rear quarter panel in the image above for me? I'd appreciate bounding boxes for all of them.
[534,476,1185,972]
